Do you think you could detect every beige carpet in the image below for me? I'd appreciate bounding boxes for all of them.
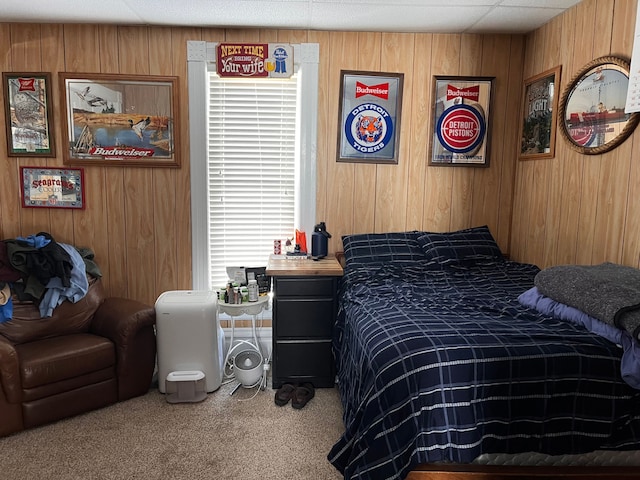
[0,380,345,480]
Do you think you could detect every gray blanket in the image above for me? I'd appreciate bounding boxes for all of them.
[535,262,640,340]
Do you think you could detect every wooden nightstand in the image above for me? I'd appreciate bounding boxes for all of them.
[266,255,344,389]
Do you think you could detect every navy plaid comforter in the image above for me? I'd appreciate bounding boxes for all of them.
[328,260,640,480]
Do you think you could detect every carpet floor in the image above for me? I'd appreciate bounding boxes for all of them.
[0,379,345,480]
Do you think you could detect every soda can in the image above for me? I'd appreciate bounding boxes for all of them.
[274,239,282,254]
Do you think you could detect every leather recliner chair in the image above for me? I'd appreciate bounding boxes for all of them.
[0,278,156,437]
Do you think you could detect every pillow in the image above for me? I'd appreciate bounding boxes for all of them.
[342,231,425,266]
[416,225,503,265]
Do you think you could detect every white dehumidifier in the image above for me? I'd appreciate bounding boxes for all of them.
[155,290,225,403]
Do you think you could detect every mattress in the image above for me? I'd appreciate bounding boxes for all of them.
[329,259,640,479]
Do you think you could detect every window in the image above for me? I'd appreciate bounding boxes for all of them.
[207,74,297,287]
[187,42,319,291]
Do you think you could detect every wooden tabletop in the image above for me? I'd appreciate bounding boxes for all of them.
[266,255,344,276]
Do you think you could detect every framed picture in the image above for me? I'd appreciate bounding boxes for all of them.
[20,166,85,209]
[558,56,640,155]
[3,72,55,157]
[429,76,494,167]
[58,73,180,167]
[337,70,404,164]
[519,66,561,160]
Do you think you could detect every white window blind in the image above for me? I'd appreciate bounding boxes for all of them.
[207,73,299,288]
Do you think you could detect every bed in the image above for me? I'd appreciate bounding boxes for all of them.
[328,226,640,480]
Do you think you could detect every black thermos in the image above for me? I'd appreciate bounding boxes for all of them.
[311,222,331,258]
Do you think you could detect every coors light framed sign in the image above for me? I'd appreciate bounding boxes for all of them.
[337,70,404,164]
[429,76,494,167]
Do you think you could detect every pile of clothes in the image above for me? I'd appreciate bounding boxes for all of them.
[0,232,101,323]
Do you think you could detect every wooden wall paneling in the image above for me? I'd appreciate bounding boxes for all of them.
[0,24,12,239]
[124,168,155,304]
[224,29,261,42]
[62,25,112,295]
[201,28,223,43]
[521,26,538,80]
[98,25,119,71]
[258,29,278,43]
[117,27,156,304]
[573,2,600,265]
[472,35,510,242]
[375,33,414,233]
[540,16,566,268]
[509,32,534,262]
[62,24,100,72]
[149,27,178,298]
[622,127,640,269]
[591,0,638,265]
[352,31,381,236]
[307,30,332,247]
[450,34,482,232]
[615,0,640,269]
[583,0,616,265]
[104,164,128,298]
[496,34,524,256]
[514,27,546,261]
[422,34,459,232]
[528,160,552,265]
[97,25,125,297]
[554,6,583,265]
[12,25,52,238]
[543,17,563,71]
[42,24,75,250]
[406,33,432,231]
[325,32,358,248]
[479,35,522,253]
[152,167,178,296]
[613,0,638,56]
[515,30,550,265]
[545,8,578,267]
[117,26,151,75]
[276,29,308,44]
[71,170,110,282]
[172,27,202,291]
[531,26,544,76]
[591,140,629,264]
[593,0,615,58]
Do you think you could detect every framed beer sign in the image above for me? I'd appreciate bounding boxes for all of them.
[519,66,561,160]
[337,70,404,164]
[20,166,85,209]
[59,73,180,167]
[429,76,494,167]
[3,72,55,157]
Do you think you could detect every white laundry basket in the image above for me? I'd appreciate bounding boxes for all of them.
[155,290,224,398]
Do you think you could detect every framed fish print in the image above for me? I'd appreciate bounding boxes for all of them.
[3,72,55,157]
[337,70,404,164]
[58,73,180,167]
[558,56,639,155]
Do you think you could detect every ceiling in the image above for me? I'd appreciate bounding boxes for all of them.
[0,0,582,34]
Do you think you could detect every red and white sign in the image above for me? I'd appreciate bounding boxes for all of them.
[446,84,480,102]
[355,81,389,100]
[17,77,36,91]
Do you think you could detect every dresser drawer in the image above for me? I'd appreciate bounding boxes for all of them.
[274,341,333,379]
[275,277,335,297]
[274,298,334,338]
